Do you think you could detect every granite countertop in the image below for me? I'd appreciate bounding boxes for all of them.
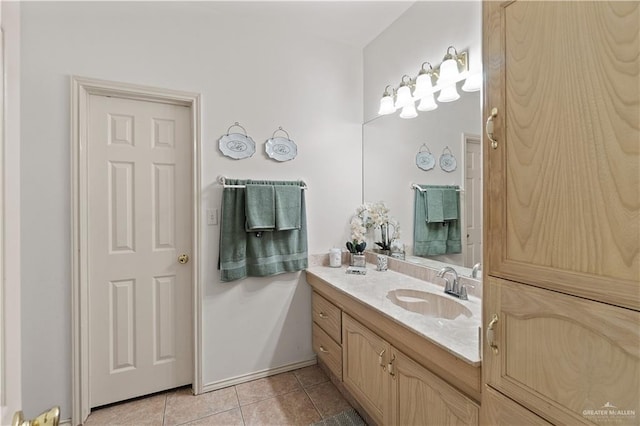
[306,264,482,366]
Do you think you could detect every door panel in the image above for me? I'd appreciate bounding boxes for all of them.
[484,0,640,310]
[481,386,551,426]
[484,277,640,425]
[391,349,478,426]
[88,95,192,407]
[342,314,389,425]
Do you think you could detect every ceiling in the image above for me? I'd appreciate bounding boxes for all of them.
[204,1,416,48]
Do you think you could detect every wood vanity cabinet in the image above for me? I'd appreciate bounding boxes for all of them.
[483,1,639,425]
[342,313,479,426]
[312,292,342,379]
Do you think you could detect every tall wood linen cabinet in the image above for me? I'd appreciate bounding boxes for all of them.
[481,2,639,426]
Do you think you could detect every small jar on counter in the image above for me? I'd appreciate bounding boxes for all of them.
[329,248,342,267]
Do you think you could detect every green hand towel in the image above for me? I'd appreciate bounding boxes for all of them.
[425,189,444,223]
[442,188,459,221]
[245,184,275,231]
[275,184,302,231]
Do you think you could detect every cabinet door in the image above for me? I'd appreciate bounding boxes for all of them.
[481,386,551,426]
[390,349,478,426]
[342,313,390,425]
[483,1,640,310]
[484,277,640,425]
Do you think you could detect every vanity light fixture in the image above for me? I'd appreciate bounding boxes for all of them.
[378,85,396,115]
[377,45,477,117]
[394,75,414,110]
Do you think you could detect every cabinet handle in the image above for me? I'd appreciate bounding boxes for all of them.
[378,349,386,369]
[318,312,328,319]
[388,354,396,378]
[487,314,499,355]
[319,345,329,353]
[486,107,498,149]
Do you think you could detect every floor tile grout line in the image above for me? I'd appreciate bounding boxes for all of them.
[161,390,168,426]
[301,383,324,421]
[234,385,247,426]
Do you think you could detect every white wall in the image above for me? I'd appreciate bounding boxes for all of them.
[362,1,482,263]
[21,2,362,420]
[1,2,22,425]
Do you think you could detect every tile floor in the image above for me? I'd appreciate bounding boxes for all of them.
[85,365,355,426]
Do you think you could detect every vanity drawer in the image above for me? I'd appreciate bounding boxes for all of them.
[313,323,343,380]
[312,292,341,343]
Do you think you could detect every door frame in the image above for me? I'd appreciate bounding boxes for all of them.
[460,133,481,267]
[70,76,202,425]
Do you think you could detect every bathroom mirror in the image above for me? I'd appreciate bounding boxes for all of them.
[363,88,482,275]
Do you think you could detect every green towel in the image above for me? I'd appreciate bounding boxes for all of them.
[245,184,275,231]
[425,189,444,223]
[219,179,308,282]
[442,188,459,221]
[413,185,462,256]
[275,184,301,230]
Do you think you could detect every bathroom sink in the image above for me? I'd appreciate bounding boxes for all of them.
[386,289,472,320]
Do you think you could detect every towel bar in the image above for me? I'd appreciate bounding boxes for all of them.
[411,183,462,192]
[218,175,308,190]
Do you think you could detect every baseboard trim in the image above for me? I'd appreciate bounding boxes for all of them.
[59,419,72,426]
[201,357,317,394]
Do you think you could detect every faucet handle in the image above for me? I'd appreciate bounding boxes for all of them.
[460,285,468,300]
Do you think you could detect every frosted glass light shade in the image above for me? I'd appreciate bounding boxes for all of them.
[378,95,396,115]
[395,85,413,109]
[399,103,418,119]
[417,93,438,112]
[437,84,460,102]
[462,72,482,92]
[413,73,433,99]
[437,58,459,86]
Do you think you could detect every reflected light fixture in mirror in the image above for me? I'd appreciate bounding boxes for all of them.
[400,102,418,119]
[437,84,461,102]
[414,62,438,112]
[394,75,413,110]
[462,71,482,92]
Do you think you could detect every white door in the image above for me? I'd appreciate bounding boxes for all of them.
[465,137,482,267]
[87,94,192,407]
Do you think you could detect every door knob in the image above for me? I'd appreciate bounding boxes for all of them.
[178,254,189,264]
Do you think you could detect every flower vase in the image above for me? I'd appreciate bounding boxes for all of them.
[350,253,366,268]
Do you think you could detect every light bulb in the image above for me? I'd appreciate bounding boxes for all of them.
[437,58,460,86]
[378,94,396,115]
[462,72,482,92]
[417,93,438,112]
[399,103,418,119]
[413,72,433,99]
[437,84,460,102]
[395,84,413,109]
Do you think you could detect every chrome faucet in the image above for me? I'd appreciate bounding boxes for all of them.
[471,262,482,279]
[437,266,468,300]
